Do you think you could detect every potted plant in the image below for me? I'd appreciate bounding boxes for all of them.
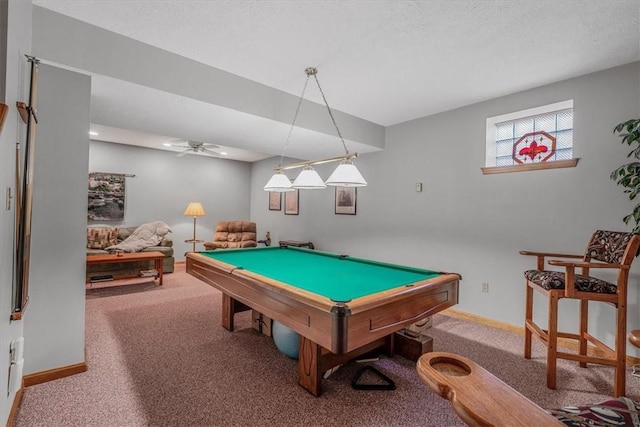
[610,118,640,233]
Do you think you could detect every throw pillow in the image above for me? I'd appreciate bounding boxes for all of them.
[548,397,640,426]
[87,227,119,249]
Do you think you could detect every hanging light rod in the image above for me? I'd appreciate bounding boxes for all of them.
[275,153,358,172]
[264,67,367,192]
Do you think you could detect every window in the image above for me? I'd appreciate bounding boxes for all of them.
[482,100,578,174]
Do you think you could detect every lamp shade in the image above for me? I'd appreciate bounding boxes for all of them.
[264,172,295,192]
[292,167,327,189]
[184,202,206,216]
[325,162,367,187]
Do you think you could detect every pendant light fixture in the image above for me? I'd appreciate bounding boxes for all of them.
[263,67,367,192]
[263,171,294,192]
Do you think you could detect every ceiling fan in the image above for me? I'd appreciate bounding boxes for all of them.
[168,140,221,157]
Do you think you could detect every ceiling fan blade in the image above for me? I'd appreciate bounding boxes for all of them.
[176,150,190,157]
[169,139,188,147]
[201,143,220,149]
[201,148,220,155]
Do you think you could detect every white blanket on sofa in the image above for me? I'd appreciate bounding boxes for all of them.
[106,221,172,253]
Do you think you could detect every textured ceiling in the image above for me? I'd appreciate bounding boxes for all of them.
[32,0,640,161]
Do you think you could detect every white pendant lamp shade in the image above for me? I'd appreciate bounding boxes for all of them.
[263,172,294,192]
[325,162,367,187]
[292,167,327,189]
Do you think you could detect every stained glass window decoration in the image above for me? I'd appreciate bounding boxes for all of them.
[512,131,556,164]
[487,101,573,168]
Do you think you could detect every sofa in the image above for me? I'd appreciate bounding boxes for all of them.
[203,221,257,250]
[86,225,175,280]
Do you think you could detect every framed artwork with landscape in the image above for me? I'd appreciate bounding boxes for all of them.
[335,187,356,215]
[284,189,299,215]
[269,192,281,211]
[88,172,126,221]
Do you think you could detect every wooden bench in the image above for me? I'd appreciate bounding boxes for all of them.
[417,351,639,426]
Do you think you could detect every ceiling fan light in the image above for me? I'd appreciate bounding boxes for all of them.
[325,162,367,187]
[263,172,294,192]
[292,167,327,189]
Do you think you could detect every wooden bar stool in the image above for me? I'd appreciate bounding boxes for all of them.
[521,230,640,397]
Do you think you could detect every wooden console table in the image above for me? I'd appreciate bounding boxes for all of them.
[86,251,164,288]
[278,240,314,249]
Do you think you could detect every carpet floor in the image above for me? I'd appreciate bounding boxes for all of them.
[14,264,640,426]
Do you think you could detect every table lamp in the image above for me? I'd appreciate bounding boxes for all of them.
[184,202,206,252]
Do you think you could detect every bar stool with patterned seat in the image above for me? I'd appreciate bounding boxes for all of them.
[520,230,640,397]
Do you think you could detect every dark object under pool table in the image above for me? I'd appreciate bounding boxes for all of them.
[186,246,460,396]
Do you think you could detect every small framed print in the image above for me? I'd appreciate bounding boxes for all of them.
[335,187,356,215]
[268,192,281,211]
[284,189,299,215]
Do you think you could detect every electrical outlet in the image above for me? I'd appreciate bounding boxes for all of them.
[481,282,489,293]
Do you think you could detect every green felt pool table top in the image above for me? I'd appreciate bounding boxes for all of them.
[199,246,443,302]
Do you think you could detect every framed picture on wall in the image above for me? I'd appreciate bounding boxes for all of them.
[269,192,281,211]
[335,187,356,215]
[284,189,299,215]
[88,172,126,220]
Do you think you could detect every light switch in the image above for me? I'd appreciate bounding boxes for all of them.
[416,183,423,192]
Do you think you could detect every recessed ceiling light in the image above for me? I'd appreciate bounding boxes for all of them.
[89,131,98,136]
[162,143,172,147]
[220,152,228,156]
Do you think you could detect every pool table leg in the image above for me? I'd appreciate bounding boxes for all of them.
[221,294,251,332]
[298,335,322,396]
[296,334,396,396]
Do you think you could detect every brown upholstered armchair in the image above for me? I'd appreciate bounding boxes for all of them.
[203,221,257,250]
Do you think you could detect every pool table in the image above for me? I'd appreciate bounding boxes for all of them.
[186,246,460,396]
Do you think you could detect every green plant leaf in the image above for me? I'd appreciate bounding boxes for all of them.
[627,120,640,133]
[612,118,640,232]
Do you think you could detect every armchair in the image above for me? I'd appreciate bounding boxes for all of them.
[203,221,257,250]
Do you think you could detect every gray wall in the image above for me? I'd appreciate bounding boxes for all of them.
[89,141,253,258]
[0,1,31,425]
[24,64,91,374]
[251,62,640,354]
